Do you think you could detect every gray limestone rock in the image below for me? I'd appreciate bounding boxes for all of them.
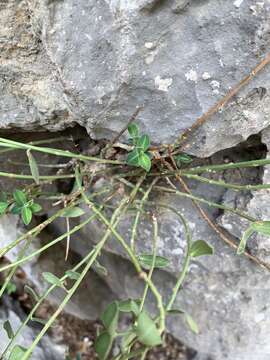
[1,0,270,157]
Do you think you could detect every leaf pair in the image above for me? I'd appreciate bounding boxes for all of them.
[237,221,270,255]
[127,123,152,172]
[11,189,42,225]
[95,299,162,359]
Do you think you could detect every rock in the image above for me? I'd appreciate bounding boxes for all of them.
[2,1,270,360]
[1,0,270,157]
[0,213,115,321]
[220,126,270,264]
[39,0,270,155]
[0,302,65,359]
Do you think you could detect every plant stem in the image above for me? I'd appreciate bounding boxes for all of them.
[0,214,98,273]
[0,137,123,165]
[181,158,270,174]
[21,197,128,360]
[139,215,158,313]
[131,178,158,252]
[76,168,166,331]
[182,173,270,191]
[154,185,256,222]
[165,207,191,311]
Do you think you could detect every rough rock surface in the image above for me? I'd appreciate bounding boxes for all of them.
[0,299,65,359]
[1,0,270,156]
[1,1,270,360]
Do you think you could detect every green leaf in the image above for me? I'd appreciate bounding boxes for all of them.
[167,309,185,315]
[13,190,27,206]
[135,311,162,347]
[27,150,40,184]
[11,205,22,215]
[21,207,32,225]
[138,254,170,269]
[190,240,214,258]
[61,206,85,218]
[30,203,42,213]
[3,320,14,339]
[126,149,140,167]
[121,332,137,352]
[138,153,151,172]
[6,282,16,295]
[237,226,254,255]
[101,301,119,336]
[24,285,40,302]
[31,317,48,325]
[175,153,193,165]
[93,260,108,277]
[65,270,80,280]
[9,345,28,360]
[137,134,150,151]
[118,299,140,315]
[185,313,199,334]
[251,221,270,236]
[128,123,139,139]
[95,331,112,360]
[0,202,8,215]
[238,221,270,255]
[42,272,63,288]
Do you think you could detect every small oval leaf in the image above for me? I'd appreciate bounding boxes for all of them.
[61,207,85,218]
[0,202,8,215]
[9,345,28,360]
[237,226,254,255]
[251,221,270,236]
[135,311,162,347]
[3,320,14,339]
[27,150,40,184]
[95,331,112,360]
[185,314,199,334]
[137,134,150,151]
[175,153,193,165]
[42,272,63,288]
[126,149,140,167]
[190,240,213,258]
[13,190,27,206]
[93,261,108,277]
[65,270,80,280]
[101,301,119,336]
[21,207,32,225]
[138,153,151,172]
[24,285,40,302]
[128,123,139,139]
[118,299,140,315]
[138,254,170,269]
[31,203,42,213]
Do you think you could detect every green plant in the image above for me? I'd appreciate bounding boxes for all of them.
[11,190,42,225]
[126,124,152,172]
[0,123,269,360]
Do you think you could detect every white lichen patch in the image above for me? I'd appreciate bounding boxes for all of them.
[145,42,155,49]
[185,69,198,83]
[234,0,244,8]
[145,49,159,64]
[155,76,173,92]
[210,80,220,89]
[202,72,211,80]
